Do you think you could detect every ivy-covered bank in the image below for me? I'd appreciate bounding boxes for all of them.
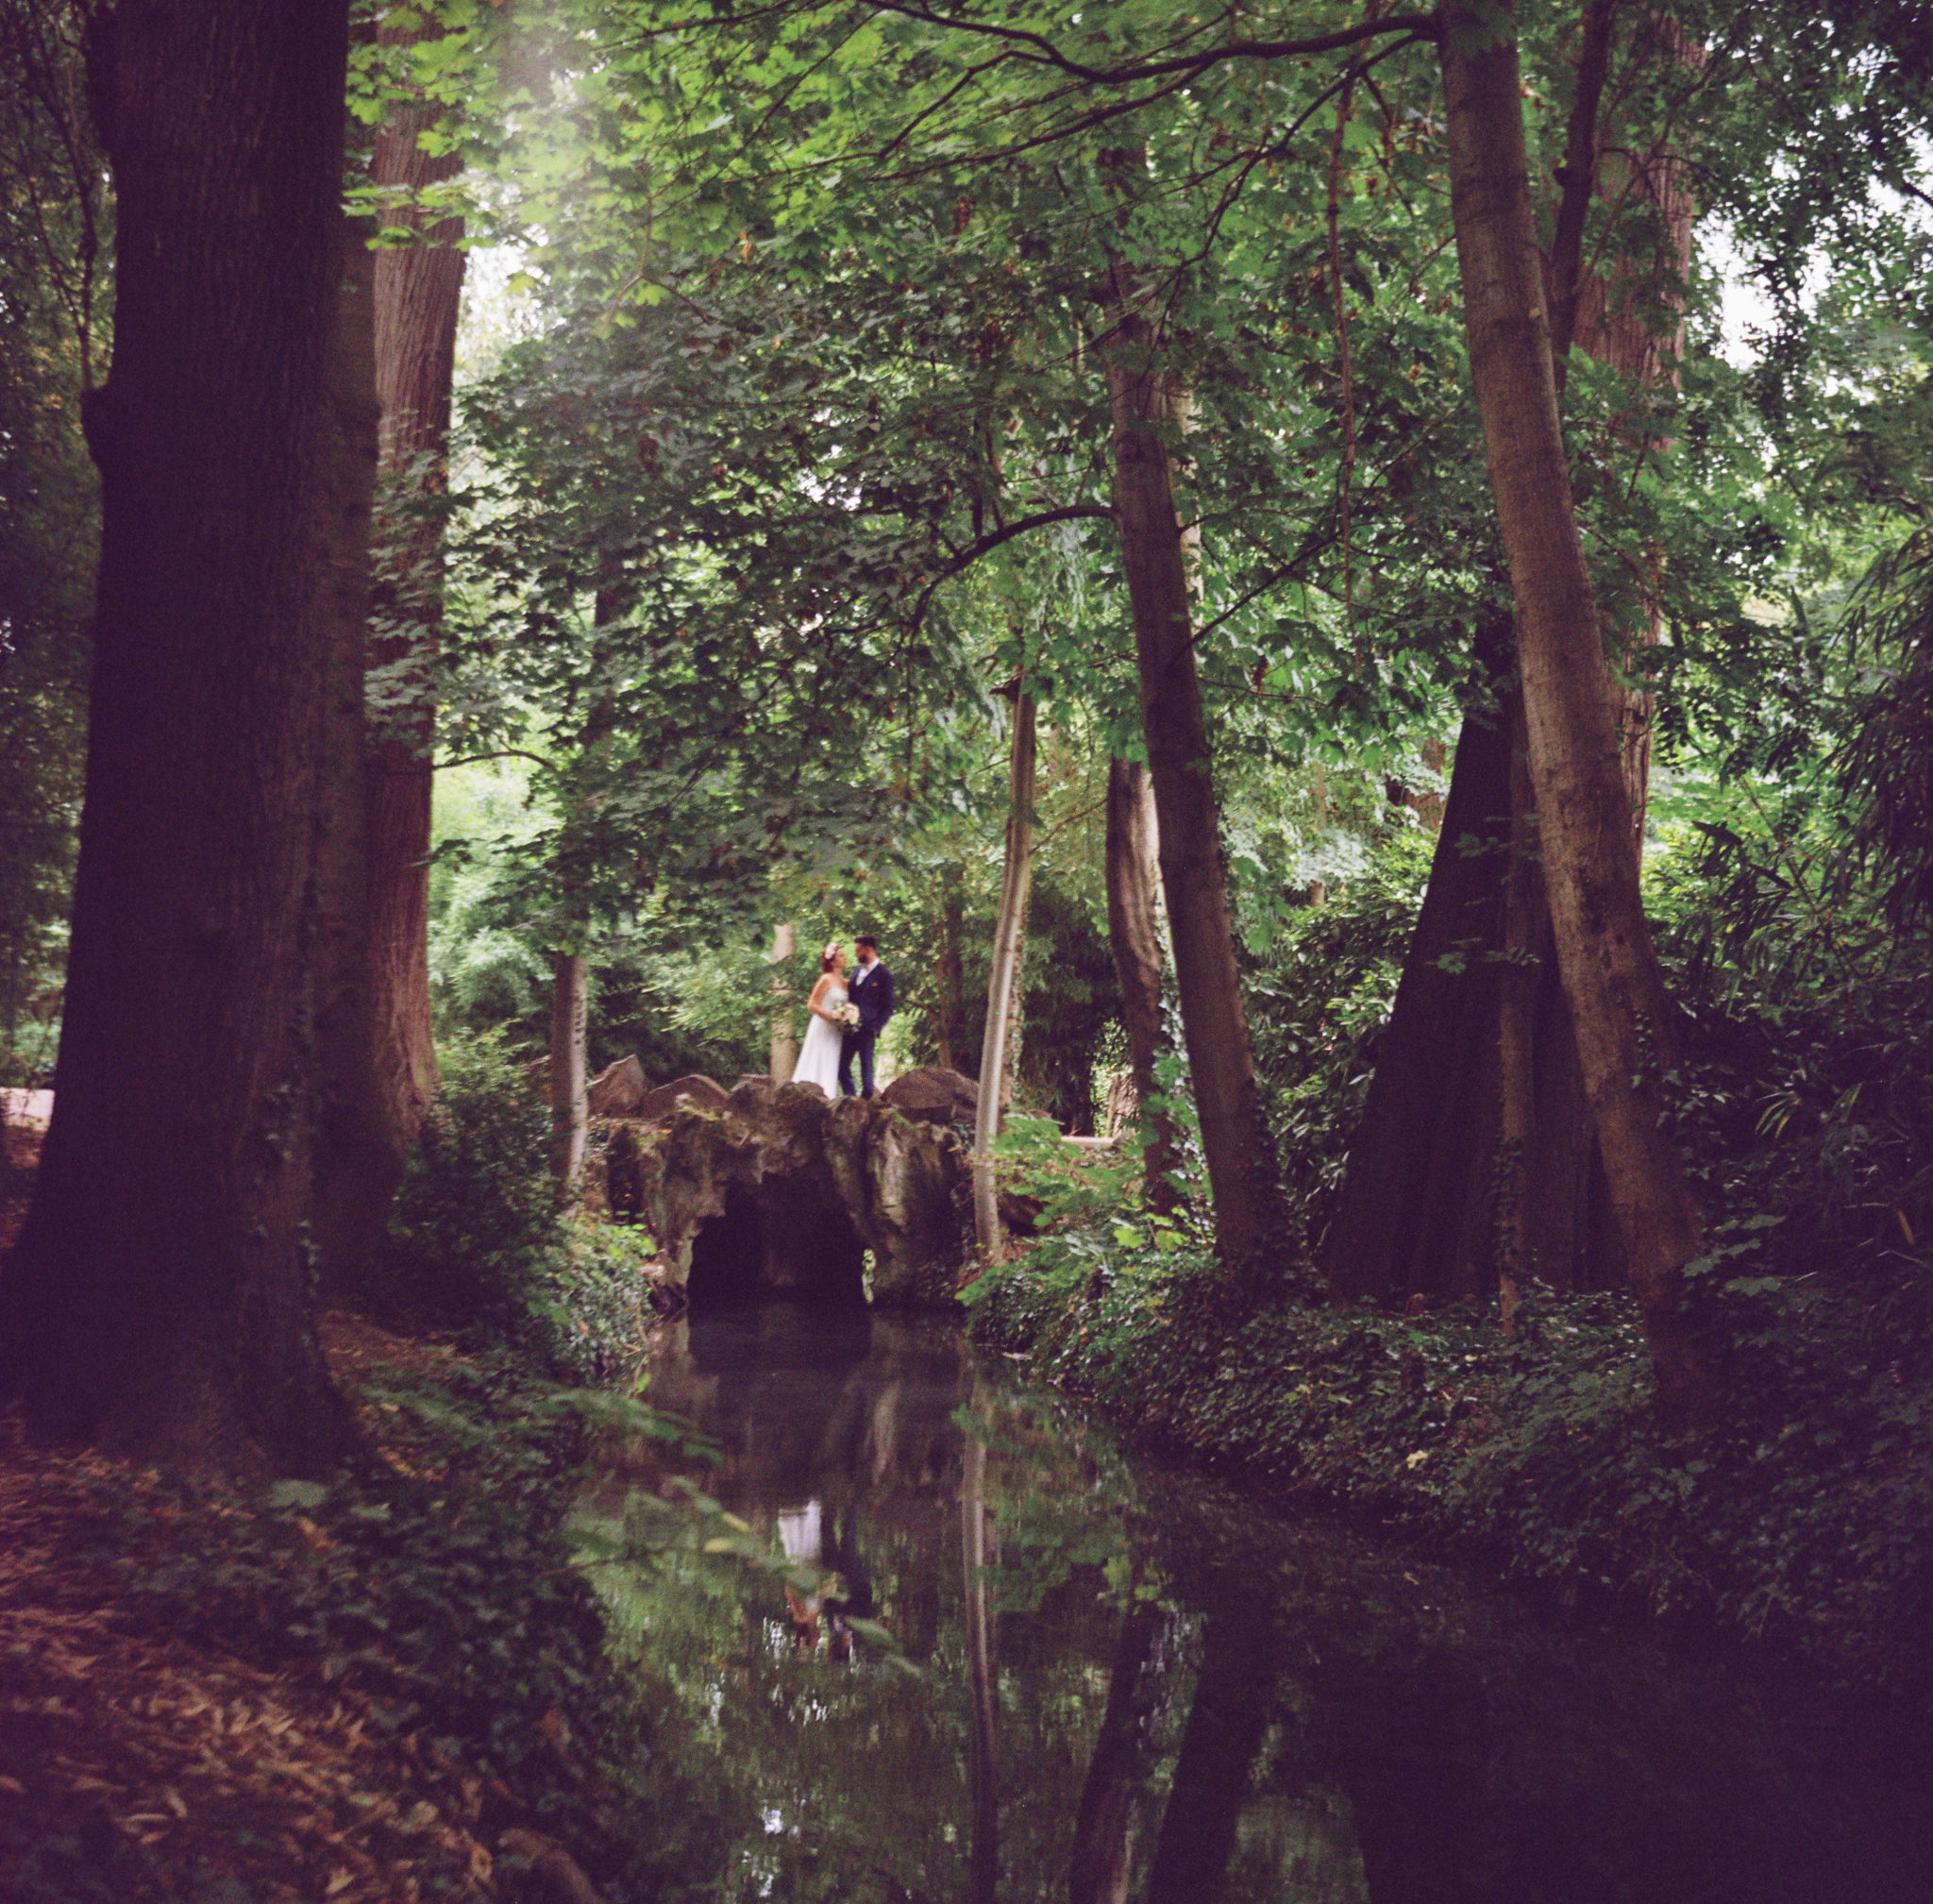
[967,1235,1933,1709]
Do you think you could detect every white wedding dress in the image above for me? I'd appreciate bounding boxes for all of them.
[791,982,848,1096]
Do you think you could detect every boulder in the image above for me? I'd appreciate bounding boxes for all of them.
[633,1072,731,1123]
[623,1085,971,1310]
[586,1053,647,1118]
[880,1065,979,1128]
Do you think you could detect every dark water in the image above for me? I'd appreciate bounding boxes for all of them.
[576,1305,1932,1903]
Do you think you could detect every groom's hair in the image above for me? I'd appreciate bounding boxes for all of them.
[855,934,879,951]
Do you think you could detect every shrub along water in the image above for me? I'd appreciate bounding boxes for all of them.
[973,816,1933,1709]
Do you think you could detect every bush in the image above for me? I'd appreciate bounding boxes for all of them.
[381,1032,560,1325]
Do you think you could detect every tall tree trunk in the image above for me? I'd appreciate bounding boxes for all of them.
[549,952,587,1193]
[312,212,388,1301]
[1104,755,1180,1208]
[1549,9,1700,863]
[0,0,354,1470]
[961,1429,1000,1904]
[1438,0,1708,1422]
[364,17,466,1176]
[767,920,798,1081]
[1321,632,1619,1308]
[972,689,1035,1260]
[1101,280,1285,1290]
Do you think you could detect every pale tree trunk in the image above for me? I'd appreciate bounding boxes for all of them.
[1104,755,1180,1208]
[1,0,354,1469]
[1438,0,1709,1422]
[961,1428,1000,1904]
[312,212,388,1300]
[365,16,466,1176]
[1101,281,1285,1289]
[549,952,588,1194]
[767,920,798,1081]
[972,688,1036,1260]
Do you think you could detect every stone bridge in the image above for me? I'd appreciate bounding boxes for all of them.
[598,1070,982,1311]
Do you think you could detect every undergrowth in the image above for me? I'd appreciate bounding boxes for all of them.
[967,1227,1933,1707]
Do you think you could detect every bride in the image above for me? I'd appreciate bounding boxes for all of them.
[791,941,851,1096]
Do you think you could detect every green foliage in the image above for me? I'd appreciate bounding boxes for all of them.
[381,1032,559,1324]
[527,1217,657,1386]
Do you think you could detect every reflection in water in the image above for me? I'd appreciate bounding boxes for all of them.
[584,1305,1933,1903]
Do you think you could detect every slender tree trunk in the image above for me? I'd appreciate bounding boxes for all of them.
[1553,12,1700,864]
[1104,755,1181,1208]
[961,1429,1000,1904]
[1438,1,1708,1421]
[549,952,588,1193]
[1101,283,1285,1289]
[312,212,389,1301]
[972,688,1036,1260]
[767,920,798,1081]
[364,18,466,1175]
[0,0,354,1469]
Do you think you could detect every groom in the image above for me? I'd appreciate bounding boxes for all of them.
[839,933,894,1099]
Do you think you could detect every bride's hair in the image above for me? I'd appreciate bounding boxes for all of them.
[820,942,842,973]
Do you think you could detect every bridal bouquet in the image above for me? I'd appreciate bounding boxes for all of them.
[836,1002,863,1031]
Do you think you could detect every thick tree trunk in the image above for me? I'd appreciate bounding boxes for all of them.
[549,952,588,1193]
[1102,290,1285,1289]
[364,19,466,1173]
[1438,2,1708,1421]
[1104,755,1181,1208]
[311,213,389,1301]
[0,0,354,1469]
[1322,637,1620,1308]
[972,690,1035,1260]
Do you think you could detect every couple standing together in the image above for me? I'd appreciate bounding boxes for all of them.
[792,935,895,1099]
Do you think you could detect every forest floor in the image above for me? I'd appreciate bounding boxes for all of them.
[0,1142,614,1904]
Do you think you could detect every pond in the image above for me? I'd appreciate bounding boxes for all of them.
[575,1304,1931,1903]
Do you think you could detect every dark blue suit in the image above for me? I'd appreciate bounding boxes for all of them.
[839,957,894,1098]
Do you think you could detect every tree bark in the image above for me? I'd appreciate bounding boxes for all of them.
[767,920,798,1081]
[0,0,354,1469]
[1548,8,1700,863]
[364,16,466,1175]
[1322,634,1621,1308]
[1104,754,1181,1209]
[972,688,1035,1260]
[1438,0,1708,1421]
[549,952,588,1193]
[1101,281,1285,1290]
[311,211,389,1302]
